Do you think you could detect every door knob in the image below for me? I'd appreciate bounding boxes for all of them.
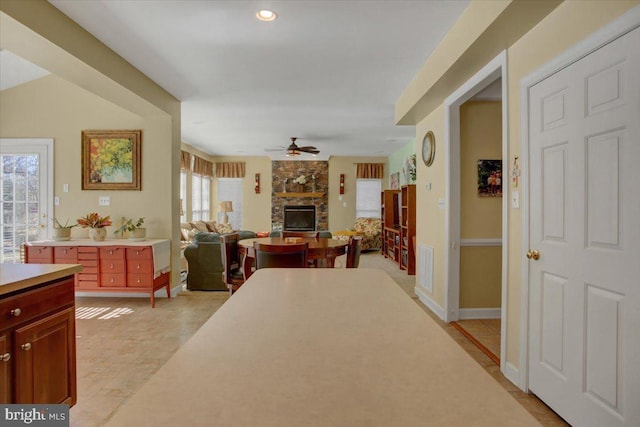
[526,250,540,260]
[21,343,32,351]
[1,353,10,362]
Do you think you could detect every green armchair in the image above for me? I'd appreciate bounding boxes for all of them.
[184,231,256,291]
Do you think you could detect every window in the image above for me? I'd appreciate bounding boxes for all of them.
[356,179,381,218]
[191,173,210,221]
[217,178,242,229]
[180,170,187,223]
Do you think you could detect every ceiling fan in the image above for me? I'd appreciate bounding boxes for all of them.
[265,137,319,156]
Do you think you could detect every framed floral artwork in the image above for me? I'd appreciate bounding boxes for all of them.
[81,130,142,190]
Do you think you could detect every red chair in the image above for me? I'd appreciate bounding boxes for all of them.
[346,235,363,268]
[254,242,309,269]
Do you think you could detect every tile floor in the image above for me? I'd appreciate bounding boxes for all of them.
[70,251,568,426]
[452,319,502,364]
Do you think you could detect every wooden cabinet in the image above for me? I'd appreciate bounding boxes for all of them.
[0,276,76,405]
[381,185,416,275]
[400,184,416,275]
[25,240,171,307]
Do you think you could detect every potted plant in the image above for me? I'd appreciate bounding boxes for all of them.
[77,212,112,241]
[51,218,77,241]
[114,217,146,241]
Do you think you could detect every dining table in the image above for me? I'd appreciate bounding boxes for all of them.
[238,236,348,277]
[106,268,539,427]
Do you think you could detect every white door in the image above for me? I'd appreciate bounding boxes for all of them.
[528,27,640,426]
[0,139,53,263]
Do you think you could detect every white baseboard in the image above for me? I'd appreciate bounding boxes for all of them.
[504,361,526,392]
[459,308,501,319]
[414,286,445,320]
[76,284,183,299]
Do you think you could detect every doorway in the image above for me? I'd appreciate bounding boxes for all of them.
[0,138,54,263]
[443,51,509,374]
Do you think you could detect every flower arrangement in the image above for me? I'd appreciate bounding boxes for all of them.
[52,218,77,229]
[77,212,112,228]
[114,217,145,236]
[293,174,307,185]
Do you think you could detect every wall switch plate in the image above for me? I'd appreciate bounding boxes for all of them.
[512,191,520,209]
[63,184,69,192]
[425,182,432,190]
[99,196,110,206]
[54,196,60,206]
[343,201,347,207]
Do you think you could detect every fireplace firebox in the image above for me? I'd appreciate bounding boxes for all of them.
[283,205,316,231]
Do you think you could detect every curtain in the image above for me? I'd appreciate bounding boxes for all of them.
[215,162,246,178]
[180,151,191,170]
[356,163,384,179]
[193,156,213,177]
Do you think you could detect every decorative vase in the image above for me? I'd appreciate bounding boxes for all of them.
[52,228,71,241]
[129,228,146,241]
[89,227,107,242]
[296,184,304,193]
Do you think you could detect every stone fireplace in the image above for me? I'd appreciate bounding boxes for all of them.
[272,161,328,230]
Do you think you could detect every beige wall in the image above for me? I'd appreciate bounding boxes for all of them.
[406,0,639,371]
[0,75,174,257]
[328,156,388,231]
[459,100,502,309]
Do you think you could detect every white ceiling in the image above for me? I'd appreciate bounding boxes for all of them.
[8,1,470,159]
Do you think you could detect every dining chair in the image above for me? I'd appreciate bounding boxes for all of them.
[346,235,363,268]
[280,231,320,239]
[254,242,309,269]
[220,233,245,295]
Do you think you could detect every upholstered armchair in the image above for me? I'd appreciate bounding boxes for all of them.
[183,231,256,291]
[333,217,382,251]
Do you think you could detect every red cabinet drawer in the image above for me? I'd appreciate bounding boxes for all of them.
[100,260,125,273]
[126,260,153,274]
[77,247,98,260]
[126,247,152,260]
[127,273,152,288]
[27,246,53,264]
[100,247,125,260]
[54,247,77,261]
[100,273,126,287]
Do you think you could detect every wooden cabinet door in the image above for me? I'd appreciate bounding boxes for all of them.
[0,331,11,403]
[14,307,76,405]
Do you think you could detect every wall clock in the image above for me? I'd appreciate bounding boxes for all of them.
[422,131,435,167]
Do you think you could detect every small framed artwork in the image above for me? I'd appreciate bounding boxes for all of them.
[82,130,142,190]
[477,159,502,197]
[390,172,399,190]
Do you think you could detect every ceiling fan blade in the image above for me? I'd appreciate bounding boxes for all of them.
[297,146,317,150]
[299,147,320,154]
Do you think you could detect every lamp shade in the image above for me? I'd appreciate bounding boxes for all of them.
[218,201,233,212]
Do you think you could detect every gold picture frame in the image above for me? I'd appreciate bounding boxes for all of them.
[82,130,142,190]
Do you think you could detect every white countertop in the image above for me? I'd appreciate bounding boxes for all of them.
[106,268,539,426]
[25,238,169,247]
[0,263,83,296]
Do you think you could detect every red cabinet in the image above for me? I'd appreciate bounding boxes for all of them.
[0,276,76,405]
[25,241,170,307]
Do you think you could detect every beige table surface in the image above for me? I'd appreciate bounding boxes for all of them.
[106,268,539,427]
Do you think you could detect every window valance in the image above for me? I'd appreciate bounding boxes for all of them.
[356,163,384,179]
[215,162,246,178]
[193,156,213,177]
[180,151,191,170]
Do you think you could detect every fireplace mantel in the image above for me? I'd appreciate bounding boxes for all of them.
[274,192,325,198]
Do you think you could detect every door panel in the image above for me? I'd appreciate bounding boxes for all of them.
[528,27,639,426]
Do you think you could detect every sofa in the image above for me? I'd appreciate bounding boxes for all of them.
[183,230,257,291]
[333,217,382,251]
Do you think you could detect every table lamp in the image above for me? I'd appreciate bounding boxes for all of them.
[219,201,233,224]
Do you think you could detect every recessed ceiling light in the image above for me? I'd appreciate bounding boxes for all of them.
[256,9,277,22]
